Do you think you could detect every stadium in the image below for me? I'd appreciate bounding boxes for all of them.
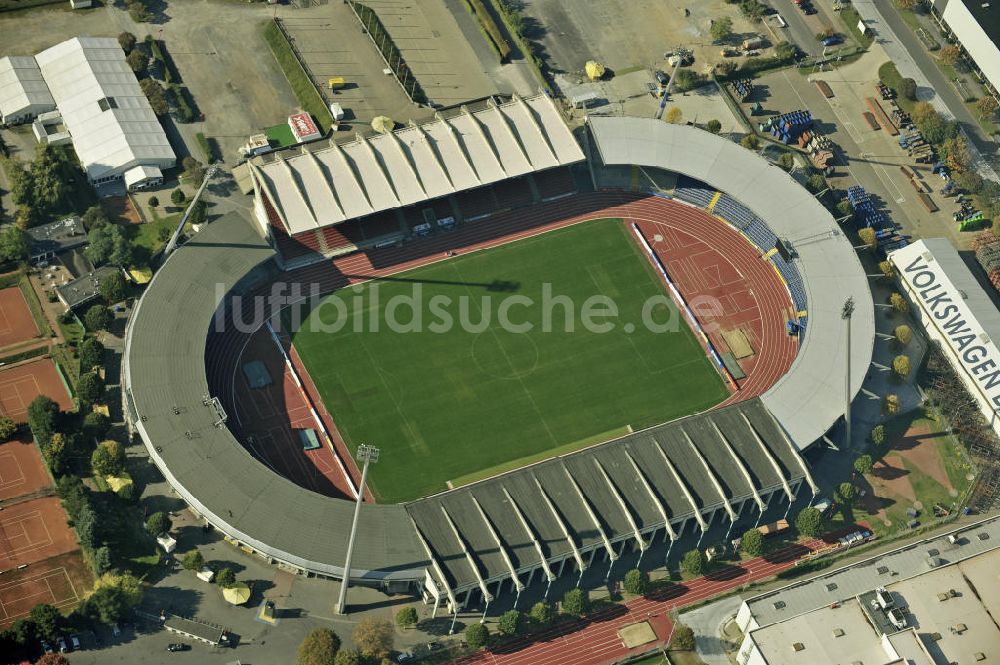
[122,95,874,613]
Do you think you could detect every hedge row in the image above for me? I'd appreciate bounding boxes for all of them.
[170,84,196,124]
[196,132,213,164]
[263,20,334,133]
[464,0,511,62]
[0,345,48,366]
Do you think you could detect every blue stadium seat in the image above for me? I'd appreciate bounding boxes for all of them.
[673,176,715,208]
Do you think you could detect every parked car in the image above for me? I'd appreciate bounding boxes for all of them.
[167,643,191,652]
[70,634,81,650]
[111,623,121,637]
[57,636,68,653]
[40,640,53,654]
[821,35,844,46]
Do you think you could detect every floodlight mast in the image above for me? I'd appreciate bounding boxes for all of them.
[842,297,855,449]
[334,444,379,615]
[163,166,217,258]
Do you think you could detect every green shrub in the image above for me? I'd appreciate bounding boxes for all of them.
[671,623,696,650]
[795,506,824,537]
[464,0,511,60]
[622,568,648,595]
[465,622,489,649]
[561,587,589,616]
[196,132,214,164]
[741,528,764,557]
[497,609,522,636]
[681,549,705,576]
[394,606,417,628]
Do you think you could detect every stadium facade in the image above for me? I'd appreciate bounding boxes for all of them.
[124,106,874,613]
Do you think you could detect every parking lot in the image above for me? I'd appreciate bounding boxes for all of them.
[278,2,431,132]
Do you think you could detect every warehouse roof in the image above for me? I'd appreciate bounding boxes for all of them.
[56,265,119,309]
[34,37,174,181]
[250,93,585,235]
[27,216,87,259]
[0,55,54,120]
[587,117,875,448]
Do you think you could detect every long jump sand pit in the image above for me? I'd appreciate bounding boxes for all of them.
[0,358,73,423]
[0,551,91,628]
[0,434,52,501]
[0,286,39,349]
[0,496,79,568]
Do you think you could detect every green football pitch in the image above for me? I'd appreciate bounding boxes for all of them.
[289,219,728,502]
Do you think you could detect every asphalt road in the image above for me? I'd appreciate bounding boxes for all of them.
[768,0,821,56]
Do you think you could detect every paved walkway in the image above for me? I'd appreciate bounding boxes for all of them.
[449,539,822,665]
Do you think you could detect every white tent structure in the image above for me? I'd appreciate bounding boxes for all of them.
[33,37,175,184]
[0,56,55,125]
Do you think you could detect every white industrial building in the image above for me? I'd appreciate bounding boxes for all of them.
[888,239,1000,438]
[929,0,1000,102]
[734,518,1000,665]
[0,55,56,125]
[33,37,175,189]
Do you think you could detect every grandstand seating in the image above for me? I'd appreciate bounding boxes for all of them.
[536,167,576,201]
[673,175,715,208]
[493,176,534,209]
[357,212,400,241]
[320,225,355,253]
[455,187,495,220]
[274,230,319,262]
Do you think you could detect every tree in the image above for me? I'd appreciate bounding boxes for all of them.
[139,78,168,116]
[884,393,901,415]
[84,304,113,332]
[942,135,971,173]
[893,354,911,379]
[215,567,236,588]
[741,528,764,557]
[836,199,854,220]
[182,549,204,571]
[956,170,984,195]
[93,545,113,574]
[681,549,705,576]
[806,174,827,194]
[665,106,683,124]
[42,432,72,477]
[900,77,917,101]
[334,650,362,665]
[795,506,824,537]
[710,16,734,43]
[86,223,132,267]
[774,41,797,62]
[622,568,648,596]
[188,199,207,226]
[561,587,590,616]
[529,601,554,625]
[148,195,160,208]
[118,31,137,53]
[100,271,127,304]
[36,654,71,665]
[777,152,794,171]
[0,416,16,441]
[0,226,29,264]
[673,68,704,92]
[394,606,418,628]
[77,371,104,405]
[871,424,886,447]
[976,96,998,120]
[182,157,205,184]
[859,227,877,248]
[171,188,186,206]
[889,292,909,314]
[465,622,490,650]
[879,260,895,279]
[79,338,105,372]
[705,119,722,134]
[82,205,110,230]
[854,454,874,476]
[352,617,393,659]
[91,572,143,609]
[29,604,62,642]
[498,609,523,636]
[82,411,111,441]
[892,324,913,346]
[27,395,59,447]
[836,481,858,505]
[145,511,171,535]
[670,623,696,651]
[126,49,148,74]
[939,44,962,66]
[740,134,760,150]
[894,0,919,9]
[91,440,125,476]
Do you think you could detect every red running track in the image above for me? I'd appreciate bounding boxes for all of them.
[448,538,824,665]
[208,192,798,498]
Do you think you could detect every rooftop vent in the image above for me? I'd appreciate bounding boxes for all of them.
[978,532,990,541]
[832,628,845,637]
[826,583,838,592]
[931,633,943,642]
[773,601,786,610]
[792,642,805,652]
[97,97,118,111]
[877,565,889,575]
[975,654,986,662]
[927,548,940,557]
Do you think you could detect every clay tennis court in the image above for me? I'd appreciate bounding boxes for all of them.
[0,496,79,568]
[0,551,91,628]
[0,358,73,423]
[0,286,39,349]
[0,434,52,501]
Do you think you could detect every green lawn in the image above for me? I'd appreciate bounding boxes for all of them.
[290,220,728,502]
[262,20,334,133]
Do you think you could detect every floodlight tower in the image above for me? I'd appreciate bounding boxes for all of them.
[842,297,855,450]
[334,444,379,615]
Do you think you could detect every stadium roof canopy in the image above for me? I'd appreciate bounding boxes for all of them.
[587,117,875,448]
[34,37,175,182]
[250,93,585,235]
[0,55,55,124]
